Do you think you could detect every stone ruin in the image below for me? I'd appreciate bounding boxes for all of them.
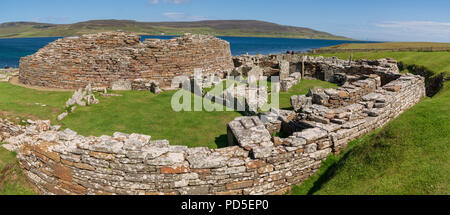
[0,68,18,82]
[57,84,100,121]
[19,32,234,91]
[0,53,426,195]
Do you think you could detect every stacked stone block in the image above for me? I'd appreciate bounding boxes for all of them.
[2,54,426,195]
[19,32,234,89]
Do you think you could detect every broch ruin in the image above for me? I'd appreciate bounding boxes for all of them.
[19,32,234,90]
[1,32,426,195]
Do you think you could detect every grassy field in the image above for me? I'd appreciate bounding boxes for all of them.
[0,78,337,148]
[0,82,242,148]
[291,49,450,195]
[0,143,36,195]
[0,82,72,122]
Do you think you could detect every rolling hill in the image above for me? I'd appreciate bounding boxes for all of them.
[0,19,351,40]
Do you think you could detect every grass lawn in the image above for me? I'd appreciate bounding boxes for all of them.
[0,82,72,122]
[0,82,242,148]
[0,143,36,195]
[62,90,242,148]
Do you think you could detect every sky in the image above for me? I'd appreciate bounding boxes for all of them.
[1,0,450,42]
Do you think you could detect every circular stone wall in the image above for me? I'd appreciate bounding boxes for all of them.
[19,32,234,89]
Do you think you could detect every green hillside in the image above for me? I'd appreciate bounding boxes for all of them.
[0,20,351,40]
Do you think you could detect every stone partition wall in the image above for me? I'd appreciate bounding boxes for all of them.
[1,71,425,195]
[19,32,234,89]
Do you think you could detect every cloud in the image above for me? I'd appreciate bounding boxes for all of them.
[148,0,190,6]
[148,0,159,5]
[376,21,450,32]
[31,16,72,24]
[163,12,186,19]
[373,21,450,42]
[163,12,206,21]
[163,0,190,4]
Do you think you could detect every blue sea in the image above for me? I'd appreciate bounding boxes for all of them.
[0,35,377,68]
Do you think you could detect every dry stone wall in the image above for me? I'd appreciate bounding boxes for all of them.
[0,68,18,82]
[19,32,234,89]
[2,53,426,195]
[2,72,425,195]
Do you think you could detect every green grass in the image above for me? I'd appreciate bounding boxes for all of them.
[0,143,37,195]
[292,82,450,195]
[62,90,242,148]
[0,82,72,121]
[0,82,241,148]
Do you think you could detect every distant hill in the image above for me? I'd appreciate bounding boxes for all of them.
[0,19,351,40]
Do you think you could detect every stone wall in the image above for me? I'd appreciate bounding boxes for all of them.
[0,68,18,82]
[1,69,425,195]
[19,32,234,89]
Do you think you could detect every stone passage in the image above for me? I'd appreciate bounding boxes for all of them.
[19,32,234,89]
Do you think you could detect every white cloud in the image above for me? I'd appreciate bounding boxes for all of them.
[148,0,190,6]
[374,21,450,42]
[148,0,159,5]
[163,12,186,19]
[163,0,190,4]
[376,21,450,32]
[163,12,206,21]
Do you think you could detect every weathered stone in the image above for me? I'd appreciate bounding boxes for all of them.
[57,112,68,121]
[227,116,272,149]
[54,164,73,181]
[226,180,254,190]
[290,95,312,111]
[19,32,234,90]
[147,152,185,166]
[89,151,115,161]
[294,128,328,143]
[161,165,190,174]
[251,146,273,159]
[187,153,228,169]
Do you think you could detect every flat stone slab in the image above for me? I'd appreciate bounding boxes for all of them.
[293,128,328,143]
[227,116,272,149]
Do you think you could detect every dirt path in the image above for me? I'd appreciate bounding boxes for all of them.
[9,77,74,92]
